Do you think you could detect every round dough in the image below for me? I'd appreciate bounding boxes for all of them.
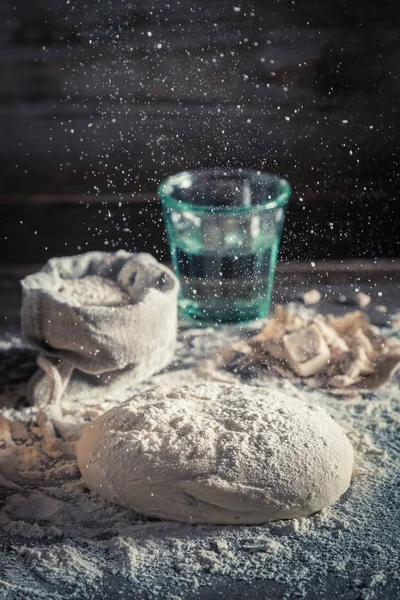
[77,383,354,524]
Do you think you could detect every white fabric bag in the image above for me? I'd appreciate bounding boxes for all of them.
[21,251,179,406]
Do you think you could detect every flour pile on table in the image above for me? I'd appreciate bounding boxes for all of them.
[0,318,399,600]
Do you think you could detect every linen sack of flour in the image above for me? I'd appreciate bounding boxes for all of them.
[20,251,179,406]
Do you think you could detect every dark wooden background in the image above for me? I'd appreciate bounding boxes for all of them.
[0,0,399,264]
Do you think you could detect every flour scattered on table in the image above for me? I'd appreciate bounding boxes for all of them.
[0,314,399,599]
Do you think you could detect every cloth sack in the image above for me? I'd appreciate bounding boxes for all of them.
[21,251,179,406]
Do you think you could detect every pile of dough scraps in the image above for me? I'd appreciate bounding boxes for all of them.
[222,306,400,395]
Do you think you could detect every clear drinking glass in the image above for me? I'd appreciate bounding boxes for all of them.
[158,168,291,325]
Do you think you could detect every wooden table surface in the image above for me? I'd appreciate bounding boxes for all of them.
[0,259,399,600]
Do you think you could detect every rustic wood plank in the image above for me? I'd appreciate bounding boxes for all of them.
[5,0,400,32]
[0,194,398,265]
[0,193,156,204]
[1,258,398,327]
[1,30,399,101]
[1,259,398,280]
[0,0,399,198]
[0,186,397,206]
[0,99,397,163]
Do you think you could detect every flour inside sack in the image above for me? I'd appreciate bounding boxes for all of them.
[20,251,179,405]
[77,382,354,524]
[59,275,130,306]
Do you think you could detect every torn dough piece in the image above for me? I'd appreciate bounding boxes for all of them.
[353,292,371,308]
[226,307,400,394]
[302,289,321,305]
[283,324,330,377]
[77,383,354,525]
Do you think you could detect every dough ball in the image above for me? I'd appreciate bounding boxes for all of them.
[77,383,354,525]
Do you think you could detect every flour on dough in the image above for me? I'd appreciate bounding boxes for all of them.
[77,382,354,525]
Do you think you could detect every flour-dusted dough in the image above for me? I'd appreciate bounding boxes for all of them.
[77,383,354,525]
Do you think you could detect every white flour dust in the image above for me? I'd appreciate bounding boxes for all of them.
[77,382,354,524]
[59,275,130,307]
[0,317,399,600]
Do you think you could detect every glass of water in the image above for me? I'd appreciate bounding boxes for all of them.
[158,169,291,325]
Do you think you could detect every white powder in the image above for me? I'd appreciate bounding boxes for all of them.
[21,545,103,587]
[78,382,353,524]
[0,315,399,599]
[59,274,130,306]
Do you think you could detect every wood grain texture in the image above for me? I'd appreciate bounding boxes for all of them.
[1,259,398,280]
[0,192,397,265]
[0,0,399,197]
[1,259,398,327]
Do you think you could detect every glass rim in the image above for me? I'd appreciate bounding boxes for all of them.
[158,168,291,214]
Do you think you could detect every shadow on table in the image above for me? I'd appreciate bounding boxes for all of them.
[0,346,37,408]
